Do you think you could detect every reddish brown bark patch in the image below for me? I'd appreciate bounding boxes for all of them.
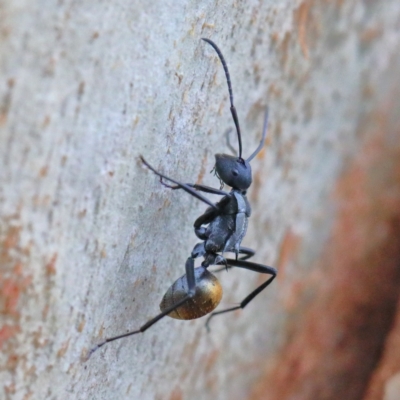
[0,222,32,351]
[364,296,400,400]
[251,112,400,399]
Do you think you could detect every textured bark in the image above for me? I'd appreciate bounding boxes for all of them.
[1,1,400,400]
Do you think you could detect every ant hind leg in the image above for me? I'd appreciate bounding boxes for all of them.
[205,258,276,331]
[88,257,197,359]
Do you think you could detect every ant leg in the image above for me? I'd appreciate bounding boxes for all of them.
[193,195,232,240]
[88,258,197,359]
[159,177,179,189]
[205,258,276,331]
[212,246,255,272]
[160,177,228,196]
[236,246,255,261]
[140,156,218,210]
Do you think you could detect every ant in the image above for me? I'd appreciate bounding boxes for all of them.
[89,38,276,357]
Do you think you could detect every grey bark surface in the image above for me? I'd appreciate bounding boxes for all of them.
[1,1,400,400]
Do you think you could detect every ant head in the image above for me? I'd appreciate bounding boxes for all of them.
[202,39,268,191]
[214,154,252,190]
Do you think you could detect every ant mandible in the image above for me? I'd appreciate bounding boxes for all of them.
[89,38,276,357]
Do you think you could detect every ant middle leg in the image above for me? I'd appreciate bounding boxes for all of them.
[212,246,256,273]
[205,258,276,331]
[236,246,256,261]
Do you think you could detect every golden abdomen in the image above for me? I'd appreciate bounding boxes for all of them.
[160,266,223,320]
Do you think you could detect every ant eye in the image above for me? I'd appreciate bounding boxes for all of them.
[232,169,239,176]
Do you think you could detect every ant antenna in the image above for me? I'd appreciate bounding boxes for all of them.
[202,38,243,161]
[246,107,269,162]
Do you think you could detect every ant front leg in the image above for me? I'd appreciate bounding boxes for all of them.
[88,257,197,359]
[160,177,228,196]
[140,156,219,209]
[205,258,276,331]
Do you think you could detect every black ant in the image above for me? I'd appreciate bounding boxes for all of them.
[89,38,276,357]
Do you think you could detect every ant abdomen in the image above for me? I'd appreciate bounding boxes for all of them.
[160,267,223,320]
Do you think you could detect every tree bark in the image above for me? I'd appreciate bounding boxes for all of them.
[1,1,400,399]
